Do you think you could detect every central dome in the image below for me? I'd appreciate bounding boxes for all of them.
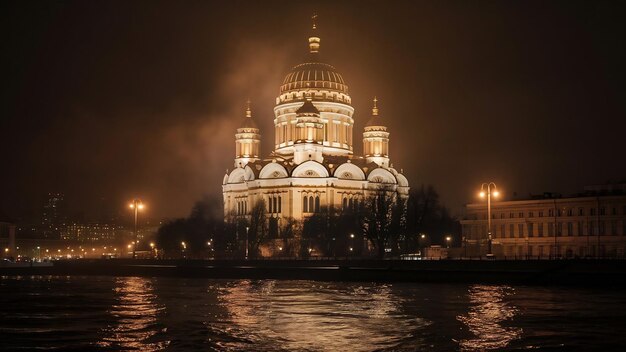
[280,60,349,94]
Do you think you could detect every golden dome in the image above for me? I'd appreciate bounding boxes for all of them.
[280,16,348,95]
[280,61,348,94]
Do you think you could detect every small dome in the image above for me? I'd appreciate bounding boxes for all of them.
[240,116,258,129]
[365,97,385,127]
[239,102,258,129]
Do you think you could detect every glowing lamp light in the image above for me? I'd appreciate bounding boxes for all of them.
[129,204,134,209]
[493,191,500,197]
[138,204,144,210]
[479,191,485,198]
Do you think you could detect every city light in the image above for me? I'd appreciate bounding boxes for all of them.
[129,199,144,259]
[479,182,499,256]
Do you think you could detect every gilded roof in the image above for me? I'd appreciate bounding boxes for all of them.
[280,60,349,94]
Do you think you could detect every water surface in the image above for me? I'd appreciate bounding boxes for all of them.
[1,276,625,351]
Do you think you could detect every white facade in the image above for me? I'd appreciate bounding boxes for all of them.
[461,189,626,258]
[223,20,410,222]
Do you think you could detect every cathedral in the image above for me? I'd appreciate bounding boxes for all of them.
[222,17,409,234]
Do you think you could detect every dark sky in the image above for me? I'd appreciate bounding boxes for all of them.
[2,0,625,221]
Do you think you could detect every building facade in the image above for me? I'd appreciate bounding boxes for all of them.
[41,192,66,239]
[60,223,119,243]
[461,185,626,258]
[222,18,409,227]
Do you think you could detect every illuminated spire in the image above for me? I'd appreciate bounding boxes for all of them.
[372,96,379,116]
[240,99,257,128]
[308,13,320,53]
[235,99,260,167]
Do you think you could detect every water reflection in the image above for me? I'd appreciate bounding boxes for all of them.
[216,280,429,351]
[457,285,522,350]
[99,277,168,351]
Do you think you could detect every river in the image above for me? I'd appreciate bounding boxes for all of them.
[1,276,624,351]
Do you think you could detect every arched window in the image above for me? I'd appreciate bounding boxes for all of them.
[309,196,314,213]
[315,196,320,213]
[273,197,277,214]
[342,197,348,210]
[349,198,354,209]
[303,196,308,213]
[268,197,272,213]
[278,196,282,213]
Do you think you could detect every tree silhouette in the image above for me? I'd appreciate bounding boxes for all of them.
[362,186,406,258]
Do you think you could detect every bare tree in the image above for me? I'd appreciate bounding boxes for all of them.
[362,186,406,258]
[248,200,267,258]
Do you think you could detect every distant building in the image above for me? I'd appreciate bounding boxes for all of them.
[60,223,119,242]
[41,192,66,239]
[0,222,17,257]
[461,184,626,258]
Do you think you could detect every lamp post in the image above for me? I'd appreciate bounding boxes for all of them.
[479,183,499,257]
[419,233,427,257]
[245,226,249,260]
[207,239,213,259]
[445,236,451,249]
[129,199,144,259]
[181,241,186,258]
[349,233,355,256]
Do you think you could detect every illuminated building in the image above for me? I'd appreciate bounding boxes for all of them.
[461,184,626,257]
[60,223,118,242]
[41,192,66,239]
[222,17,409,236]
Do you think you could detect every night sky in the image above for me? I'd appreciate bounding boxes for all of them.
[2,0,625,222]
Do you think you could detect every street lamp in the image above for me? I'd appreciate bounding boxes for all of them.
[245,226,250,260]
[349,233,355,256]
[150,242,157,258]
[479,182,499,257]
[418,233,427,257]
[445,236,452,248]
[181,241,187,258]
[129,199,144,259]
